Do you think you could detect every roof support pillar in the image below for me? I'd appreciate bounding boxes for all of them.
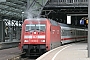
[0,19,5,42]
[88,0,90,57]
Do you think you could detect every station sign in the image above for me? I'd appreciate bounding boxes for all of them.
[80,19,84,25]
[67,16,71,24]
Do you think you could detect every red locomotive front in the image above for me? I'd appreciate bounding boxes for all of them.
[19,18,61,56]
[19,18,49,56]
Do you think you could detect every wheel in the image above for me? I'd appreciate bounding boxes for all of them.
[60,42,62,46]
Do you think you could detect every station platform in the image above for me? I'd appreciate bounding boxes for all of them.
[0,47,21,60]
[0,39,20,50]
[36,42,90,60]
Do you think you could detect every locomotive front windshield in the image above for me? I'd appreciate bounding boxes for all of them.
[25,24,46,31]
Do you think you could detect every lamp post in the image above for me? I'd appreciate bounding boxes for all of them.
[22,12,24,23]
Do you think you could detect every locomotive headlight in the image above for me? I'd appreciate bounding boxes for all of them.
[41,40,45,42]
[24,40,29,42]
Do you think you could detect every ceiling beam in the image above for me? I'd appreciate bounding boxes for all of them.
[0,0,6,2]
[67,14,88,16]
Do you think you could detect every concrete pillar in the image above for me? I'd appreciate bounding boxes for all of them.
[0,19,5,42]
[8,20,13,42]
[16,27,20,40]
[16,20,21,40]
[88,0,90,57]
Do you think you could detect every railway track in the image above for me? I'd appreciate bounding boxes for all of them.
[7,40,86,60]
[7,52,38,60]
[21,58,35,60]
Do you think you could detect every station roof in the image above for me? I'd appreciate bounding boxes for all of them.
[0,0,27,20]
[0,0,88,28]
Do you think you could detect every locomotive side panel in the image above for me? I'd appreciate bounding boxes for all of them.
[19,24,25,50]
[50,25,61,49]
[45,20,51,51]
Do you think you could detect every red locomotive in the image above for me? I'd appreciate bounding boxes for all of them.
[19,18,61,56]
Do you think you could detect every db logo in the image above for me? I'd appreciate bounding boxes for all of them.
[33,36,37,38]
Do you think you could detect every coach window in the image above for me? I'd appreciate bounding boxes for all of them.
[81,31,83,35]
[67,30,69,36]
[78,31,79,35]
[80,31,81,35]
[73,30,75,35]
[70,30,73,35]
[81,31,82,35]
[76,30,78,36]
[66,30,68,36]
[61,30,63,36]
[65,30,67,36]
[83,31,85,35]
[86,31,88,35]
[62,30,66,36]
[80,30,81,35]
[77,30,78,35]
[79,30,80,35]
[68,30,70,36]
[61,29,63,36]
[78,31,80,35]
[62,30,65,36]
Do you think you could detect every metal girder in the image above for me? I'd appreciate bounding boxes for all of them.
[26,0,49,18]
[0,0,49,20]
[67,14,88,16]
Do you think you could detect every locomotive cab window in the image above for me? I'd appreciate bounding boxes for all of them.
[36,24,46,31]
[25,24,35,31]
[25,24,46,31]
